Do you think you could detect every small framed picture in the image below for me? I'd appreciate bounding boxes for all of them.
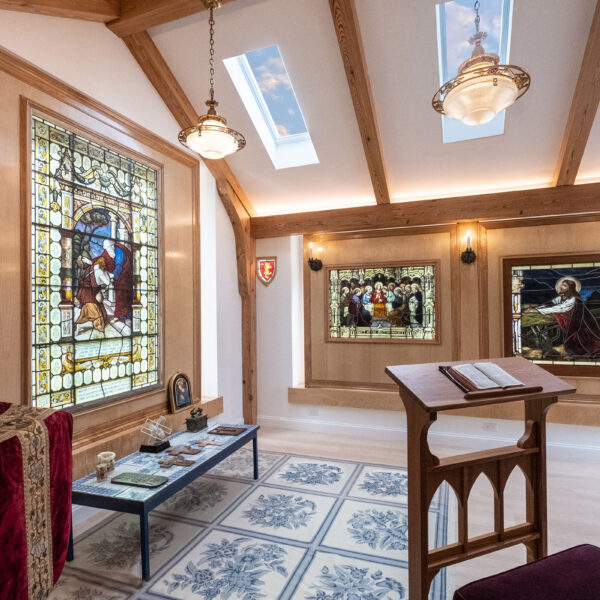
[168,372,193,413]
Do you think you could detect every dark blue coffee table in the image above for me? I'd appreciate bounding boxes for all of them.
[69,424,259,580]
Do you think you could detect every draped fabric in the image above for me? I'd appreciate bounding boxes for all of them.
[0,403,72,600]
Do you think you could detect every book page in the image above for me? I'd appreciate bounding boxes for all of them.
[452,364,498,390]
[475,362,523,388]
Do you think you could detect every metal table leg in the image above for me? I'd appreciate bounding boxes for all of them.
[140,510,150,581]
[253,435,259,480]
[67,516,74,562]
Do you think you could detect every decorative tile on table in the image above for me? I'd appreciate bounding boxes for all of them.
[265,457,357,494]
[150,530,306,600]
[207,449,284,480]
[320,499,438,562]
[49,574,130,599]
[70,513,203,585]
[220,485,337,542]
[154,476,250,523]
[289,551,408,600]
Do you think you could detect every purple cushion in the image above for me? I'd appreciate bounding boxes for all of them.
[453,545,600,600]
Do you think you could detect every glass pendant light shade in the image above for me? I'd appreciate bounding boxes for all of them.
[178,1,245,159]
[180,116,245,159]
[442,67,519,126]
[432,1,529,126]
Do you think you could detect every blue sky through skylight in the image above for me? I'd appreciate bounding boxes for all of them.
[437,0,513,143]
[224,44,318,169]
[245,45,307,138]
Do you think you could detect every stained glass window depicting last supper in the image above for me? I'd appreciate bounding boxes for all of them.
[328,265,437,340]
[31,115,159,409]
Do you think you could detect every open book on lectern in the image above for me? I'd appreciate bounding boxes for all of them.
[439,362,524,393]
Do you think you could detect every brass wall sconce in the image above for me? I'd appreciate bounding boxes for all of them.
[308,242,323,271]
[461,230,476,264]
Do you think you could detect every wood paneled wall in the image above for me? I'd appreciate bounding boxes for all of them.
[0,62,214,469]
[300,220,600,425]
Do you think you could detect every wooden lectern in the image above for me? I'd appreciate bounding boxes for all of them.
[385,356,575,600]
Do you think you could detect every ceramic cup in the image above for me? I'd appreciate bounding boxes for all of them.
[97,451,116,472]
[96,462,109,482]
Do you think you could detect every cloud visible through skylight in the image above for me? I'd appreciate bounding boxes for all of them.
[245,45,307,137]
[445,0,502,77]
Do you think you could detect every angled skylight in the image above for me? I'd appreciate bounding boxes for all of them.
[436,0,514,143]
[224,45,318,170]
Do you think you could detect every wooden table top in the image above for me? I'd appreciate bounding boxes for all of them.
[385,356,576,412]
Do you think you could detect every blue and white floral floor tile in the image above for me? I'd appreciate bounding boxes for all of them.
[348,465,409,503]
[264,457,357,494]
[69,513,204,586]
[150,530,306,600]
[320,498,439,562]
[61,451,448,600]
[207,448,285,480]
[288,551,408,600]
[49,574,130,600]
[155,477,250,523]
[220,485,337,542]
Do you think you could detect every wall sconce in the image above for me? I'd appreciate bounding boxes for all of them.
[308,242,323,271]
[461,230,476,264]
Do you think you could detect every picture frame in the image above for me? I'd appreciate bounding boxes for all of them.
[168,372,193,413]
[325,261,440,344]
[503,254,600,376]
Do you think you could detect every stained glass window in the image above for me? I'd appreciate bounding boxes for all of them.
[509,260,600,367]
[31,115,160,409]
[327,265,437,341]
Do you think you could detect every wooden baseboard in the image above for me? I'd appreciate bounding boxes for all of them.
[72,396,223,479]
[288,386,600,426]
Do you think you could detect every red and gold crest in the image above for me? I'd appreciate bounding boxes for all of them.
[257,257,277,286]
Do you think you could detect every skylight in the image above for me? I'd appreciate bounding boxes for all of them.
[436,0,514,143]
[224,45,318,169]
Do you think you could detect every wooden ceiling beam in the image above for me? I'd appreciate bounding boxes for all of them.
[250,182,600,238]
[122,30,256,217]
[0,0,119,21]
[553,0,600,186]
[329,0,391,205]
[108,0,238,38]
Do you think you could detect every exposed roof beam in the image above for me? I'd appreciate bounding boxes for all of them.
[250,183,600,238]
[122,30,256,217]
[0,0,119,21]
[553,0,600,186]
[329,0,391,205]
[108,0,237,37]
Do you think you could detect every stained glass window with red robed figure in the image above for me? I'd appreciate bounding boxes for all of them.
[31,115,160,409]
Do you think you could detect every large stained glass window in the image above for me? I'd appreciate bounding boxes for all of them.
[327,264,437,341]
[31,115,160,409]
[506,257,600,370]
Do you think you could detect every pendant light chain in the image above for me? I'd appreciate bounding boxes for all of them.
[208,6,216,103]
[177,0,245,158]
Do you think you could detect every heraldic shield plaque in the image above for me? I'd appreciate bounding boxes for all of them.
[257,257,277,286]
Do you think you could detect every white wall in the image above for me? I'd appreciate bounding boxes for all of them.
[256,236,600,456]
[0,10,180,144]
[199,166,243,423]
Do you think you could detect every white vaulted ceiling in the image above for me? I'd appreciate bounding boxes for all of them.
[148,0,600,215]
[6,0,596,216]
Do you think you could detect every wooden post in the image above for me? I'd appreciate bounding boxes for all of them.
[402,399,439,600]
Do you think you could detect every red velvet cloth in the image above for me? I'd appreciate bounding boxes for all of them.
[0,403,73,600]
[453,544,600,600]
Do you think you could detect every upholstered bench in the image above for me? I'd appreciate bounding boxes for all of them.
[453,544,600,600]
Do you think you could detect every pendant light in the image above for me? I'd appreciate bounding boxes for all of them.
[432,1,530,126]
[179,0,245,159]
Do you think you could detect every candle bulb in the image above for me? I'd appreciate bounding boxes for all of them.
[309,242,313,260]
[466,230,472,251]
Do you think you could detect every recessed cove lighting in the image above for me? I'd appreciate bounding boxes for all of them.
[224,44,319,169]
